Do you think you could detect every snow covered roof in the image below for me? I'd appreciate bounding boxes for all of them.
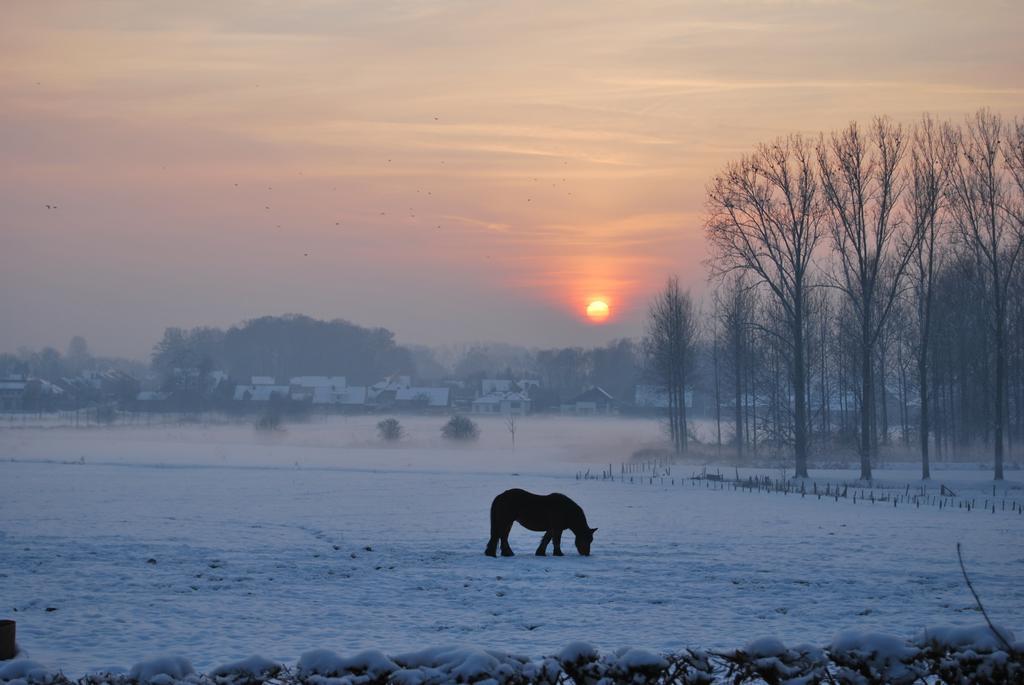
[290,376,346,389]
[251,376,276,386]
[369,375,411,397]
[233,384,290,401]
[395,387,450,407]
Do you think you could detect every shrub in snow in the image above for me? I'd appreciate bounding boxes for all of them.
[127,657,195,685]
[376,418,404,442]
[209,656,283,685]
[254,413,283,432]
[828,631,921,685]
[8,626,1024,685]
[718,639,829,685]
[390,646,558,685]
[297,649,398,684]
[557,644,673,684]
[915,624,1022,685]
[441,416,478,441]
[0,660,62,685]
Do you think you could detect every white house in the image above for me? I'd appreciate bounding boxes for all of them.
[233,384,290,402]
[395,387,450,410]
[562,387,615,415]
[471,391,531,415]
[289,376,347,403]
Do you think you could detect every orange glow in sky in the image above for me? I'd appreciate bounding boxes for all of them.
[1,1,1022,357]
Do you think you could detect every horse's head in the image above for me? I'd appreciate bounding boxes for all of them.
[575,527,598,556]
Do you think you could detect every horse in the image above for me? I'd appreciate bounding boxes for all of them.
[485,488,597,557]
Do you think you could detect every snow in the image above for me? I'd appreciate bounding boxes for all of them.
[0,660,51,682]
[744,637,788,658]
[556,642,597,664]
[1,415,1022,677]
[208,655,281,678]
[297,649,397,678]
[612,647,666,670]
[916,624,1017,651]
[126,656,194,684]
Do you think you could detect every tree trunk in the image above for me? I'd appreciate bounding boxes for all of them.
[995,302,1006,480]
[793,300,810,478]
[735,346,744,461]
[919,351,931,479]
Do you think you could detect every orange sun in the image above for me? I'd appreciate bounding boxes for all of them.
[586,299,610,323]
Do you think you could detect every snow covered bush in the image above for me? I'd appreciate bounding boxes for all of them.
[915,625,1023,685]
[209,656,283,685]
[717,638,829,685]
[441,415,479,441]
[556,643,674,684]
[297,648,398,684]
[127,657,197,685]
[0,660,68,685]
[3,626,1022,685]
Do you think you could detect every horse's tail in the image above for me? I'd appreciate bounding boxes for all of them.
[489,495,500,538]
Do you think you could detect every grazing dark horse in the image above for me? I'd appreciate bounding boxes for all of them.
[485,488,597,557]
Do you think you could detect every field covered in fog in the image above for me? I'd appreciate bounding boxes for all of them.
[2,416,1022,676]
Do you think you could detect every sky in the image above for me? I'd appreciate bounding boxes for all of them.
[2,1,1023,360]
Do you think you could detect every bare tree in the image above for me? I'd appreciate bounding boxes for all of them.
[506,413,517,449]
[706,135,823,477]
[943,110,1024,480]
[645,277,699,454]
[715,274,756,461]
[905,114,947,479]
[818,118,916,481]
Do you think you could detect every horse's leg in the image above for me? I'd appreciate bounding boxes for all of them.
[535,531,552,556]
[500,520,515,556]
[552,529,564,556]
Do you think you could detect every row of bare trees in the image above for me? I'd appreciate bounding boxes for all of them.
[699,109,1024,481]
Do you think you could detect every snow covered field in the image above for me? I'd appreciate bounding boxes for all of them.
[1,416,1022,676]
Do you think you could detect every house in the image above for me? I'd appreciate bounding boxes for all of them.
[562,387,615,415]
[472,391,531,416]
[233,383,290,402]
[330,386,367,408]
[395,387,451,411]
[481,378,539,395]
[367,375,412,410]
[368,375,411,399]
[289,376,347,403]
[0,376,64,411]
[0,377,29,410]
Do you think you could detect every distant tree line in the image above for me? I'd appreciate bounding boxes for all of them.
[151,314,416,389]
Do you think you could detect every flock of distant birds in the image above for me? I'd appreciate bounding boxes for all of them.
[41,115,581,261]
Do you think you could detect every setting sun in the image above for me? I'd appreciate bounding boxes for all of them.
[586,299,610,323]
